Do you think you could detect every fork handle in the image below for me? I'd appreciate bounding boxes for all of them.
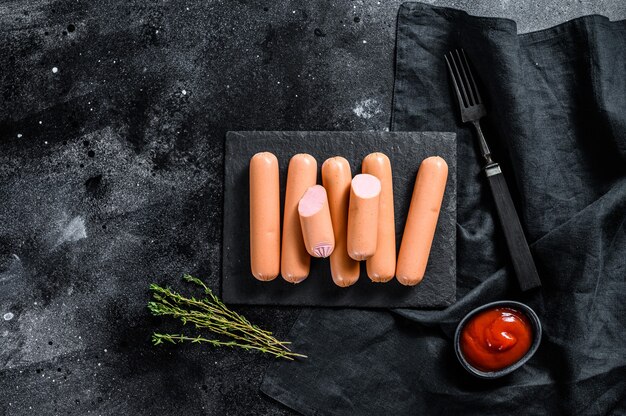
[485,163,542,291]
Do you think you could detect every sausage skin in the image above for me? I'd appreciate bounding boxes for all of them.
[281,153,318,283]
[396,156,448,286]
[298,185,335,258]
[322,157,361,287]
[347,173,381,261]
[249,152,281,281]
[362,152,396,282]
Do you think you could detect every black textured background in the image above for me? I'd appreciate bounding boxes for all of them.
[0,1,624,415]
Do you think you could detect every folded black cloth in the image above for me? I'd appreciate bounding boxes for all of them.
[261,3,626,415]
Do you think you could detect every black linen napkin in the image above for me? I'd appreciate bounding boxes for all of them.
[261,3,626,415]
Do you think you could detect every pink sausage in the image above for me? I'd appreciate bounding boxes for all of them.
[396,156,448,286]
[362,152,396,282]
[281,154,318,283]
[322,157,361,287]
[299,185,335,258]
[347,174,381,261]
[249,152,281,281]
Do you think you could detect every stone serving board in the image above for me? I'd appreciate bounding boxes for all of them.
[222,131,456,308]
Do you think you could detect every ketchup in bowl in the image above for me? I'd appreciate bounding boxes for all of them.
[459,307,533,372]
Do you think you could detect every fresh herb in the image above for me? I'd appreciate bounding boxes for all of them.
[148,274,306,361]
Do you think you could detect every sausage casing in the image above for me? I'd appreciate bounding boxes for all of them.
[281,153,318,283]
[322,157,360,287]
[299,185,335,258]
[362,153,396,282]
[396,156,448,286]
[249,152,281,281]
[347,173,381,261]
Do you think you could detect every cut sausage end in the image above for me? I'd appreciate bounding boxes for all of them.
[298,185,328,217]
[351,174,381,199]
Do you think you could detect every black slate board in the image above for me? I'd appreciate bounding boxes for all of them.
[222,131,457,308]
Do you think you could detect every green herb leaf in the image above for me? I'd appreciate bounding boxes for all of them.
[148,276,306,361]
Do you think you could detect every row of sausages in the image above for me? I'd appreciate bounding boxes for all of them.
[249,152,448,287]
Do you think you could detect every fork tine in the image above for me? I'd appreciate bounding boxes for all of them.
[444,54,466,109]
[461,49,482,104]
[454,49,476,106]
[446,53,468,108]
[447,51,469,108]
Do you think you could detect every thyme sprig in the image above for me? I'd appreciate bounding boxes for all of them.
[148,274,306,360]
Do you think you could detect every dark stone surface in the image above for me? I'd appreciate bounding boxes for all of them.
[0,1,624,415]
[223,131,456,308]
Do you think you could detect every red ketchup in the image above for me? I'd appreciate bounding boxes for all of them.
[460,307,533,372]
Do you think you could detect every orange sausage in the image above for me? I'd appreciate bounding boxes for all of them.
[298,185,335,258]
[322,157,360,287]
[281,154,317,283]
[362,153,396,282]
[347,173,381,261]
[396,156,448,286]
[249,152,281,281]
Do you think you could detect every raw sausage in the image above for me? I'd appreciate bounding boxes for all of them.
[298,185,335,258]
[281,153,317,283]
[249,152,281,281]
[347,173,381,261]
[362,152,396,282]
[322,157,360,287]
[396,156,448,286]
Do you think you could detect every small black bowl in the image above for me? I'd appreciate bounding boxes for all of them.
[454,300,542,379]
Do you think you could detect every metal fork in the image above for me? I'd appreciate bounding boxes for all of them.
[444,50,493,165]
[445,49,542,292]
